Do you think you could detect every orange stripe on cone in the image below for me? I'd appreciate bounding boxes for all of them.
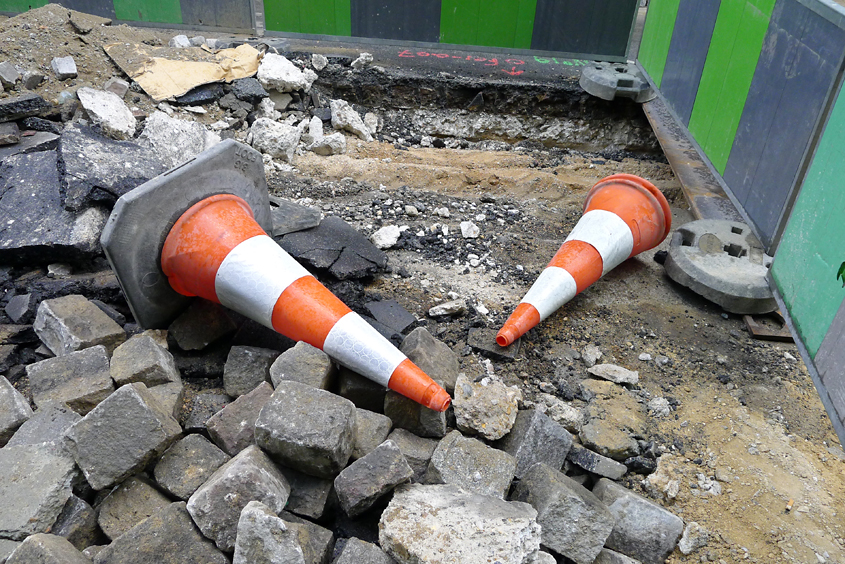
[160,194,450,412]
[496,174,671,347]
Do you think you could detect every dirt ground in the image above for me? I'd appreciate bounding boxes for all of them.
[2,5,844,563]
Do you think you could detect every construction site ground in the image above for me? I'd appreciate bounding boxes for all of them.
[1,6,844,563]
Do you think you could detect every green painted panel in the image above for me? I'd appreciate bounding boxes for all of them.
[265,0,351,35]
[638,0,681,87]
[771,88,845,357]
[441,0,537,49]
[113,0,181,23]
[688,0,775,174]
[0,0,47,12]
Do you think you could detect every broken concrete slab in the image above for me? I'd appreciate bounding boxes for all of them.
[386,428,438,483]
[453,374,521,440]
[425,430,516,498]
[5,534,89,564]
[51,56,78,80]
[512,463,616,564]
[97,476,171,540]
[110,334,180,388]
[279,216,388,280]
[0,374,32,446]
[6,401,80,448]
[335,440,413,517]
[187,445,291,552]
[249,117,301,162]
[579,380,645,461]
[154,434,231,500]
[0,122,19,146]
[352,408,392,460]
[278,466,333,521]
[26,345,115,414]
[255,381,357,479]
[536,393,584,433]
[0,93,51,123]
[223,345,279,397]
[48,495,99,551]
[592,478,683,564]
[337,367,386,413]
[0,151,108,264]
[380,484,541,564]
[34,294,125,357]
[76,87,136,140]
[494,409,573,479]
[65,383,181,490]
[468,327,520,361]
[330,99,373,142]
[257,54,310,93]
[57,123,167,211]
[0,443,78,540]
[269,196,322,237]
[587,363,639,385]
[207,381,274,456]
[233,501,305,564]
[269,341,335,390]
[399,327,458,394]
[384,388,446,439]
[139,111,220,169]
[92,502,229,564]
[334,537,395,564]
[568,443,627,480]
[308,133,346,156]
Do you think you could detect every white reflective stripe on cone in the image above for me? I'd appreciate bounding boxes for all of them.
[564,209,634,275]
[215,235,310,328]
[520,266,578,321]
[323,312,406,387]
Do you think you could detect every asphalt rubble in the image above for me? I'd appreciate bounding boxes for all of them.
[0,6,704,564]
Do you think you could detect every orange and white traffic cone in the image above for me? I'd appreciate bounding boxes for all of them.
[160,193,451,412]
[496,174,672,346]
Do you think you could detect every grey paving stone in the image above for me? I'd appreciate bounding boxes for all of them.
[512,463,616,564]
[34,295,126,357]
[103,77,129,98]
[207,381,274,456]
[51,495,100,551]
[0,443,78,540]
[232,501,305,564]
[26,345,115,414]
[277,466,332,520]
[334,537,396,564]
[379,484,540,564]
[494,409,573,479]
[168,300,238,351]
[386,428,438,483]
[335,440,413,517]
[0,62,20,88]
[255,381,357,479]
[97,476,171,541]
[568,443,627,480]
[6,534,89,564]
[51,56,77,80]
[453,374,521,440]
[594,549,643,564]
[7,402,80,448]
[425,430,516,499]
[384,388,446,439]
[147,382,184,421]
[280,512,335,564]
[0,93,51,123]
[337,367,385,413]
[269,342,335,390]
[154,434,231,500]
[224,345,279,397]
[187,445,290,552]
[278,216,387,280]
[0,540,20,563]
[110,334,180,388]
[65,383,181,490]
[0,375,32,446]
[592,478,683,564]
[92,502,228,564]
[400,327,459,394]
[181,392,232,432]
[352,408,392,460]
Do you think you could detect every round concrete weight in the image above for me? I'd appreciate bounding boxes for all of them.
[100,139,272,329]
[664,219,776,314]
[579,62,654,103]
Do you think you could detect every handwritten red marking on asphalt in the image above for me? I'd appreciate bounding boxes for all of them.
[502,67,524,76]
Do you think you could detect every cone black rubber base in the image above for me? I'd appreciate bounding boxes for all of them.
[101,139,271,329]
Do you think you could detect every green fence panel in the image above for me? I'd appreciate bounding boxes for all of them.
[688,0,775,174]
[265,0,352,35]
[771,87,845,357]
[0,0,47,11]
[440,0,537,49]
[113,0,181,23]
[638,0,681,87]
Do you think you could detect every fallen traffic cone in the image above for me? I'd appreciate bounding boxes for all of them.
[159,193,451,412]
[496,173,671,346]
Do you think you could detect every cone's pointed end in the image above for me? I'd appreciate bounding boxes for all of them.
[496,326,519,347]
[390,359,452,412]
[496,303,540,348]
[424,386,452,412]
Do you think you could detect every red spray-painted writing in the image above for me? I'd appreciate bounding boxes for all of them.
[397,50,588,74]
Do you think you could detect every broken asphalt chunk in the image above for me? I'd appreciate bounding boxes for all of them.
[0,93,52,123]
[269,196,322,237]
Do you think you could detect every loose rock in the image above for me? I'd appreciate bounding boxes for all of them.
[110,334,181,388]
[384,388,446,439]
[97,476,171,540]
[372,225,402,249]
[50,495,99,551]
[269,341,335,390]
[206,381,274,456]
[333,537,395,564]
[425,430,516,498]
[26,345,115,414]
[494,408,573,478]
[330,99,373,142]
[352,408,393,460]
[6,534,89,564]
[76,87,136,140]
[0,375,32,446]
[335,440,413,517]
[587,363,639,385]
[51,56,78,80]
[453,374,521,440]
[232,501,305,564]
[154,434,231,500]
[678,522,709,555]
[34,294,125,357]
[249,117,301,162]
[139,111,220,169]
[6,401,80,448]
[258,54,310,92]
